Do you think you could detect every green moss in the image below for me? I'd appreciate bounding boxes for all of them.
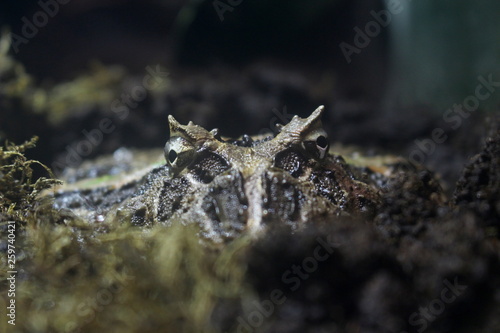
[0,136,61,224]
[43,62,126,125]
[9,221,250,333]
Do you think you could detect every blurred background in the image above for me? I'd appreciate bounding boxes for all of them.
[0,0,499,188]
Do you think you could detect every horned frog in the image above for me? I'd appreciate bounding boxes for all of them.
[53,106,384,242]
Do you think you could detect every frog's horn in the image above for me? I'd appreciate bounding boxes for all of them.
[168,115,213,141]
[305,105,324,126]
[296,105,324,129]
[276,105,325,140]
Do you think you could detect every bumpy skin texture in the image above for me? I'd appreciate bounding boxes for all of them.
[54,106,383,241]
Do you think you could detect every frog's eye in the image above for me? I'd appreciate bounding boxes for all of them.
[164,136,195,172]
[301,131,329,160]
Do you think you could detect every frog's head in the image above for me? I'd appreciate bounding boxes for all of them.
[164,106,330,178]
[164,115,214,173]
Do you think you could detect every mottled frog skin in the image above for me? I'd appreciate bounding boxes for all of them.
[53,106,385,241]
